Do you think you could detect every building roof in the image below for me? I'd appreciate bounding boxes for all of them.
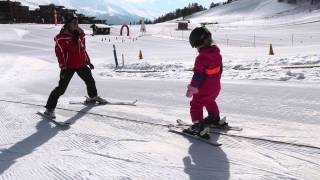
[176,20,190,23]
[92,24,112,28]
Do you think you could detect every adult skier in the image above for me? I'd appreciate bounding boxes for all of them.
[184,26,226,139]
[44,14,107,118]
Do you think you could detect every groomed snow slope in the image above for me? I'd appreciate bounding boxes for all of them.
[0,22,319,180]
[190,0,319,25]
[0,0,320,179]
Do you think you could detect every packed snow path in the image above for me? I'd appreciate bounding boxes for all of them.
[0,79,320,180]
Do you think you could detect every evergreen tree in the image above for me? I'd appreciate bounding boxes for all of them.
[153,3,206,24]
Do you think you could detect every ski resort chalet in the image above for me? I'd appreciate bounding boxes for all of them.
[176,19,190,30]
[90,24,112,35]
[0,0,105,24]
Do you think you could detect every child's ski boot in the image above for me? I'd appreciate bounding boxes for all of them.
[183,121,210,139]
[204,116,228,128]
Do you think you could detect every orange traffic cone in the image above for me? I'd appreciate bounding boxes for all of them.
[269,44,274,55]
[139,50,143,60]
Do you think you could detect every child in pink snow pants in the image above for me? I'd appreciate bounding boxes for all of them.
[183,26,224,139]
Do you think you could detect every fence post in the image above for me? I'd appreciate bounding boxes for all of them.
[122,54,124,68]
[226,34,229,47]
[113,44,119,68]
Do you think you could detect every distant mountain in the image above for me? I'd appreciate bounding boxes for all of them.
[16,0,153,24]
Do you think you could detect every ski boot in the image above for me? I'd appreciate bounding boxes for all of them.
[85,96,108,105]
[204,115,228,128]
[183,121,210,139]
[44,108,56,119]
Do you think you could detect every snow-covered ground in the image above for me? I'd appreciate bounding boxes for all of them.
[1,0,320,179]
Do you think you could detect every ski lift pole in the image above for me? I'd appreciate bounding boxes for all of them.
[113,44,119,68]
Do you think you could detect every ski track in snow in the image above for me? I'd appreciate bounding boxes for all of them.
[0,100,319,179]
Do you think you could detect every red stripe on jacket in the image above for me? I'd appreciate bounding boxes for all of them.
[190,45,222,96]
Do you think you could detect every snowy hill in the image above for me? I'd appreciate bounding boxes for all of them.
[149,0,320,82]
[189,0,320,25]
[16,0,151,24]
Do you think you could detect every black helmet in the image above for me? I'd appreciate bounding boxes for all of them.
[64,13,78,25]
[189,26,212,48]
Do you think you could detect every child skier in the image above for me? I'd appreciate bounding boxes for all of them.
[44,14,107,118]
[184,26,226,139]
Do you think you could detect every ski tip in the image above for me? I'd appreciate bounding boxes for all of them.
[124,99,138,106]
[36,111,42,115]
[168,128,222,147]
[131,99,138,105]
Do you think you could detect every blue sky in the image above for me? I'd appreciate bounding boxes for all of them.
[124,0,226,16]
[25,0,226,18]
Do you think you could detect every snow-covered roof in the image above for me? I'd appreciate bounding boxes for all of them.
[92,24,112,28]
[176,20,190,23]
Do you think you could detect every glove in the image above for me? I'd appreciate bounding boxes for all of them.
[186,84,199,98]
[88,63,94,70]
[60,68,68,79]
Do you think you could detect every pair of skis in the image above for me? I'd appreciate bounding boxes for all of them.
[37,99,138,126]
[37,99,241,147]
[176,118,243,132]
[169,118,242,147]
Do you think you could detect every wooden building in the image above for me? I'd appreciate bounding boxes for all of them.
[39,4,65,24]
[0,0,13,23]
[60,8,77,23]
[91,24,111,35]
[176,20,190,30]
[0,0,30,23]
[0,0,106,24]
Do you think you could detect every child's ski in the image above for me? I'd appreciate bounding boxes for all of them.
[176,118,243,131]
[168,125,222,147]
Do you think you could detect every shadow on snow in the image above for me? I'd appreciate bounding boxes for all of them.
[0,105,93,174]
